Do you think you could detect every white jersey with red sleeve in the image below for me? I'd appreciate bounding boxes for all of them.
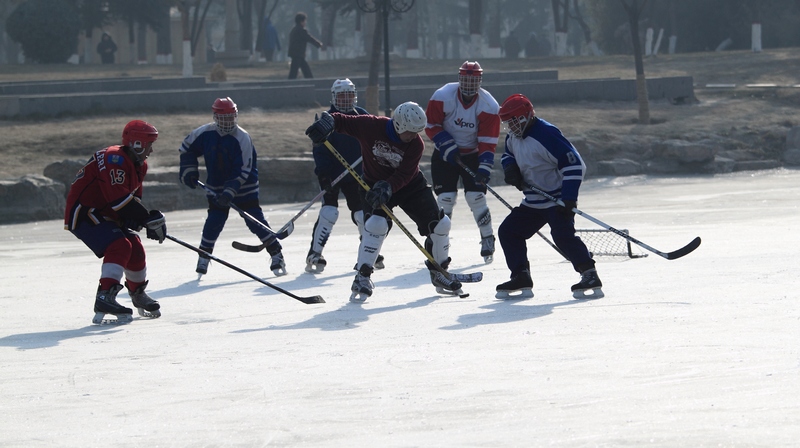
[425,82,501,158]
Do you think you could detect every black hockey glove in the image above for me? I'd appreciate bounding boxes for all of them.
[145,210,167,244]
[213,189,234,208]
[305,111,335,144]
[319,176,333,193]
[365,180,392,209]
[558,200,577,220]
[503,164,524,191]
[181,168,199,189]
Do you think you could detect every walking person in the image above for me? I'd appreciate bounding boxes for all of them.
[64,120,166,324]
[495,94,603,300]
[96,32,117,64]
[305,101,465,302]
[287,12,324,79]
[425,61,501,263]
[179,97,287,277]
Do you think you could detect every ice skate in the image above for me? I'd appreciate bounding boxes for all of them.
[571,268,604,299]
[495,270,534,300]
[270,252,287,276]
[374,254,385,270]
[126,281,161,318]
[92,284,133,325]
[426,259,467,298]
[196,255,210,275]
[305,250,327,274]
[480,235,496,264]
[350,264,374,303]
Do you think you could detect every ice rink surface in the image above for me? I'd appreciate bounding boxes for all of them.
[1,169,798,447]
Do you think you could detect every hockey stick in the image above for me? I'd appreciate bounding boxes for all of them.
[322,139,482,286]
[455,159,569,261]
[231,157,363,253]
[165,234,324,304]
[523,182,701,260]
[196,180,289,240]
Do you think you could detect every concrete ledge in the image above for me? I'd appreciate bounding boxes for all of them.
[0,76,207,95]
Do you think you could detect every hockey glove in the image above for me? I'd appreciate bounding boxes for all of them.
[474,152,494,186]
[319,176,333,193]
[432,131,459,165]
[365,180,392,209]
[558,200,577,220]
[145,210,167,244]
[181,168,199,189]
[305,111,335,144]
[503,163,524,191]
[213,189,234,208]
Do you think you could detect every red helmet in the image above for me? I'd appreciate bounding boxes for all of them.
[212,97,238,134]
[458,61,483,97]
[499,94,535,137]
[122,120,158,161]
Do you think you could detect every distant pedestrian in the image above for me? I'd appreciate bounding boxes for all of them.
[287,12,324,79]
[96,32,117,64]
[504,31,521,59]
[261,17,281,62]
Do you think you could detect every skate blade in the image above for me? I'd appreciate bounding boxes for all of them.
[435,286,470,298]
[92,312,133,325]
[137,308,161,318]
[349,292,369,303]
[572,288,604,300]
[483,255,493,264]
[272,267,288,277]
[495,289,534,300]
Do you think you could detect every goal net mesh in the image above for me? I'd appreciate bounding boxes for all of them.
[577,229,648,259]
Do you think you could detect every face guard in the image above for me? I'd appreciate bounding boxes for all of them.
[331,78,357,112]
[458,61,483,98]
[212,97,238,135]
[121,120,158,162]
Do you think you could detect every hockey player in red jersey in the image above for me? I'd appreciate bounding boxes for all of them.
[425,61,501,263]
[64,120,167,324]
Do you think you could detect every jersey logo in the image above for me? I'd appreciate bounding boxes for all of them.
[107,154,124,165]
[371,141,402,168]
[453,118,476,129]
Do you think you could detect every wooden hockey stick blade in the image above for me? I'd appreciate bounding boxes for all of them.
[664,236,702,260]
[231,241,266,252]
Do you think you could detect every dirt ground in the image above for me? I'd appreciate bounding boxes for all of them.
[0,48,798,179]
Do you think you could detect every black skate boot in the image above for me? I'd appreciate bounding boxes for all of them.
[374,254,385,270]
[305,250,327,274]
[350,264,374,303]
[426,258,467,298]
[126,280,161,319]
[480,235,496,264]
[196,246,212,275]
[495,269,534,300]
[93,284,132,325]
[267,244,287,276]
[571,268,604,299]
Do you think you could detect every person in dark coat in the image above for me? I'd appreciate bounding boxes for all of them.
[96,33,117,64]
[287,12,324,79]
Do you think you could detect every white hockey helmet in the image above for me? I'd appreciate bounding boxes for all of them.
[331,78,357,112]
[391,101,427,134]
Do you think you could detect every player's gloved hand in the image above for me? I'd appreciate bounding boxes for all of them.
[145,210,167,244]
[475,152,494,186]
[432,131,459,165]
[181,169,199,189]
[319,176,333,193]
[213,189,234,208]
[365,180,392,209]
[558,200,577,220]
[305,111,335,144]
[503,164,524,191]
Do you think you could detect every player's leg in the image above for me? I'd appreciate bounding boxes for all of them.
[122,235,160,318]
[307,187,340,273]
[495,206,547,299]
[196,200,231,275]
[237,196,286,276]
[344,181,385,269]
[461,154,495,263]
[430,154,460,218]
[547,208,603,299]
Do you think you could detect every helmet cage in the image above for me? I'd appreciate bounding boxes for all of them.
[499,94,535,137]
[504,114,532,138]
[212,97,238,135]
[331,79,357,112]
[458,61,483,97]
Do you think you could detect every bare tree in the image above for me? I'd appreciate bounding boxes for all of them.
[620,0,650,124]
[551,0,568,55]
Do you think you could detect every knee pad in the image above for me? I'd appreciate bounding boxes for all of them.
[310,205,339,253]
[436,191,457,217]
[352,210,365,235]
[319,205,339,226]
[425,214,451,264]
[364,214,389,236]
[357,215,389,268]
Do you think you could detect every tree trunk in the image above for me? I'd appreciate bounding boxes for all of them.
[156,5,172,64]
[179,1,193,76]
[406,3,419,58]
[237,0,253,52]
[83,29,93,64]
[137,21,147,64]
[365,12,383,115]
[621,0,650,124]
[468,0,482,57]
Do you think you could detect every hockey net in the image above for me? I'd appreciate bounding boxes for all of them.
[577,229,648,259]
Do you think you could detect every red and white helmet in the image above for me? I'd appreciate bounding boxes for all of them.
[121,119,158,161]
[212,97,238,134]
[499,94,535,137]
[392,101,427,134]
[331,78,357,113]
[458,61,483,97]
